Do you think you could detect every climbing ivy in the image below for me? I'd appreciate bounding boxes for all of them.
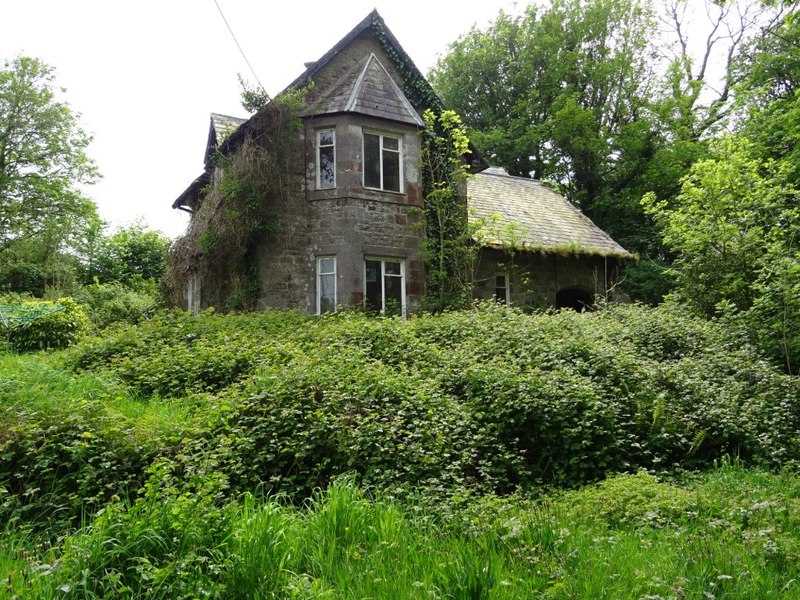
[162,91,306,311]
[370,16,443,112]
[420,109,479,311]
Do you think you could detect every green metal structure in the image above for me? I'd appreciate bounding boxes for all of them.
[0,305,65,331]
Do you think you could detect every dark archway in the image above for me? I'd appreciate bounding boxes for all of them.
[556,288,594,312]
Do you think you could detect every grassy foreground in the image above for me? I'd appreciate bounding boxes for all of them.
[3,464,800,598]
[2,304,800,597]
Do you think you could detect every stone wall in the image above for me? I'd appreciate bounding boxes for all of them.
[474,248,624,309]
[250,109,425,314]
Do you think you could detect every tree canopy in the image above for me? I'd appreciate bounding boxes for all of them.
[430,0,795,305]
[0,56,99,253]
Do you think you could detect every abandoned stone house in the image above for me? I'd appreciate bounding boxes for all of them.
[171,10,634,315]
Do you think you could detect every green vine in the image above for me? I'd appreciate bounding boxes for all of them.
[420,109,478,311]
[371,16,443,112]
[163,91,306,311]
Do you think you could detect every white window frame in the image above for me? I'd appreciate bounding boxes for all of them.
[362,130,403,193]
[187,274,201,315]
[495,272,511,304]
[316,129,336,190]
[316,256,337,314]
[364,257,406,316]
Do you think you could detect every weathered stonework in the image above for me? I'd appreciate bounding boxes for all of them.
[247,85,425,314]
[171,11,634,315]
[474,248,624,310]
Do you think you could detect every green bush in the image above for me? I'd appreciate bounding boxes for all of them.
[74,281,159,329]
[63,304,800,497]
[7,297,89,352]
[69,308,309,397]
[5,303,798,538]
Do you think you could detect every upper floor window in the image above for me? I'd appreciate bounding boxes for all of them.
[363,131,401,192]
[317,129,336,189]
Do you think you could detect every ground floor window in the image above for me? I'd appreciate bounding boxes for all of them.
[365,257,405,315]
[187,274,201,315]
[495,273,511,304]
[317,256,336,314]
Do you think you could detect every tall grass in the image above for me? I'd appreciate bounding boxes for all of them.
[6,464,796,599]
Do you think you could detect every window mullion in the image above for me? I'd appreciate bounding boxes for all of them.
[380,260,386,312]
[379,135,384,190]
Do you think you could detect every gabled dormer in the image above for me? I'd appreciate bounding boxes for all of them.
[204,113,246,167]
[278,11,434,207]
[300,53,425,127]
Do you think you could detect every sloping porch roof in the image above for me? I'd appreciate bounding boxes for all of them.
[468,167,635,259]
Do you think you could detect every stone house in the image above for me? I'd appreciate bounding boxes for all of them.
[171,10,634,314]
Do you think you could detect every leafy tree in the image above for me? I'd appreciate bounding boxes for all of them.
[0,56,99,252]
[643,137,800,373]
[0,56,99,294]
[89,222,171,285]
[430,0,795,303]
[430,0,656,202]
[736,8,800,184]
[429,0,678,301]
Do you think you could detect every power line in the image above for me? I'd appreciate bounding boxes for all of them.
[212,0,266,93]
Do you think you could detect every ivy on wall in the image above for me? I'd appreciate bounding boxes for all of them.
[370,16,444,113]
[419,109,479,311]
[162,91,305,311]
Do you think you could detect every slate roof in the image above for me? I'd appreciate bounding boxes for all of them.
[284,10,442,112]
[300,54,424,126]
[468,167,635,259]
[204,113,247,166]
[174,113,248,211]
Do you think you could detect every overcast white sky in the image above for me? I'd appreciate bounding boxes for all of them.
[2,0,523,238]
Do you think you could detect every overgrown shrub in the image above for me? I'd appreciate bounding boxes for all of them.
[74,281,159,329]
[69,308,309,397]
[65,304,800,500]
[0,356,180,535]
[5,303,799,538]
[7,297,89,352]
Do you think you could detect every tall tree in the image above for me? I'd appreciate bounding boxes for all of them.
[0,56,99,256]
[430,0,676,302]
[643,137,800,373]
[430,0,657,206]
[430,0,794,303]
[735,8,800,184]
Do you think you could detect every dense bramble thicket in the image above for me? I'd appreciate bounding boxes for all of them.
[3,304,800,597]
[4,304,798,534]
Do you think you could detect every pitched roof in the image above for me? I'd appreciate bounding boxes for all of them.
[204,113,247,165]
[468,167,635,259]
[300,54,424,126]
[173,113,247,211]
[173,10,479,211]
[284,9,442,112]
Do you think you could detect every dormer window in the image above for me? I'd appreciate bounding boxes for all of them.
[363,131,401,192]
[317,129,336,189]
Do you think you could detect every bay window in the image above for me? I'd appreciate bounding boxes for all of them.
[363,131,401,192]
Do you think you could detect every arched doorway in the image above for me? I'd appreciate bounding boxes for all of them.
[556,288,593,312]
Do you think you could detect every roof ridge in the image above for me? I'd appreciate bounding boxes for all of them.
[283,10,383,94]
[210,112,247,122]
[478,167,544,184]
[344,54,374,112]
